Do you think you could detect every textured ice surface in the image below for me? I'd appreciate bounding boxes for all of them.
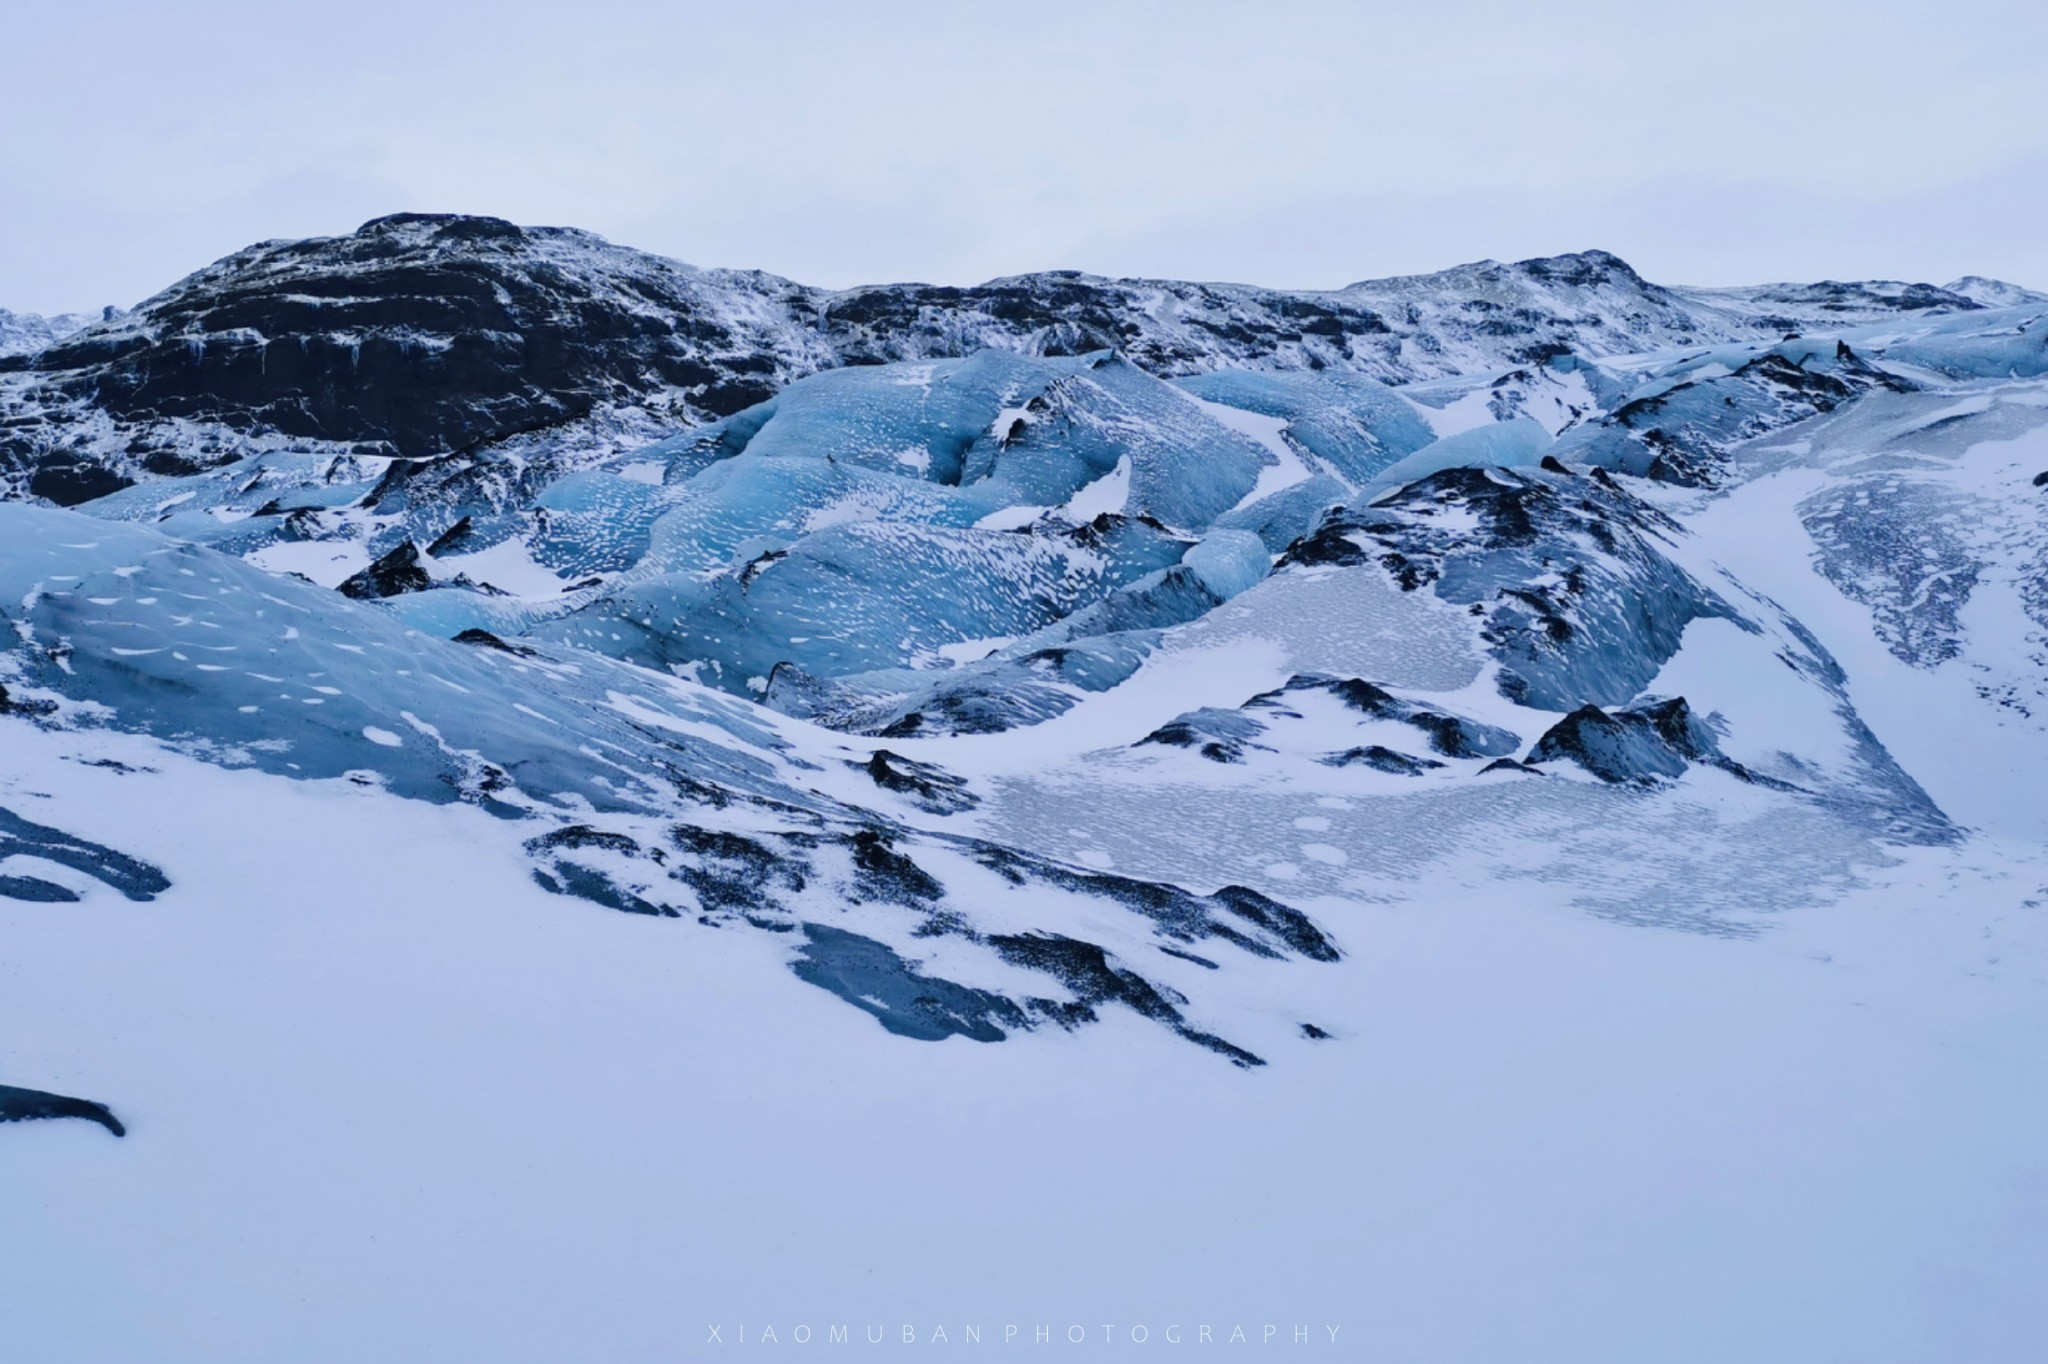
[647,349,1270,532]
[0,503,793,813]
[1181,529,1271,600]
[630,454,1002,580]
[1881,305,2048,380]
[665,349,1082,485]
[0,502,1353,1068]
[550,513,1193,690]
[958,354,1268,528]
[763,565,1222,736]
[1802,476,1982,665]
[1174,368,1437,484]
[1166,563,1485,691]
[979,750,1898,938]
[1361,416,1554,499]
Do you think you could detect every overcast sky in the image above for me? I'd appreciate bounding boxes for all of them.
[4,0,2044,315]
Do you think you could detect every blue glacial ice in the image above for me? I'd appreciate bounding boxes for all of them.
[1181,529,1272,601]
[1174,369,1438,484]
[0,502,794,813]
[543,513,1195,691]
[1362,417,1553,501]
[959,354,1269,527]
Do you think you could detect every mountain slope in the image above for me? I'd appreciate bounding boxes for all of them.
[5,218,2048,1358]
[3,230,2041,1055]
[3,214,2022,504]
[0,305,104,358]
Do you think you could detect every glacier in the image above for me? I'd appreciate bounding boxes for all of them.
[3,216,2047,1361]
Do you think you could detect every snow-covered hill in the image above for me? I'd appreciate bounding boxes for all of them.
[3,217,2045,1359]
[0,304,104,358]
[1,213,2021,503]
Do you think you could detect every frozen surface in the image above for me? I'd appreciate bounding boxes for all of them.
[1,719,2043,1363]
[4,237,2048,1360]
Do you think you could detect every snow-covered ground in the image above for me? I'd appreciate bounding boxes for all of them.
[3,718,2045,1361]
[6,227,2048,1359]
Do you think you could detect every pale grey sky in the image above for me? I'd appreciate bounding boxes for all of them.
[4,0,2044,315]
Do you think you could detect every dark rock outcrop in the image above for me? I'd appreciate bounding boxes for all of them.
[26,214,796,461]
[1136,708,1268,763]
[989,931,1265,1067]
[0,1084,125,1137]
[1322,744,1444,775]
[337,541,432,600]
[1260,674,1520,758]
[856,749,978,815]
[1524,696,1764,785]
[0,681,58,718]
[1281,467,1734,712]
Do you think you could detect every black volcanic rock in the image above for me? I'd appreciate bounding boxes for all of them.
[988,931,1266,1067]
[452,627,538,657]
[857,749,979,814]
[25,454,134,506]
[1136,707,1268,763]
[337,541,432,600]
[426,514,477,555]
[30,214,785,460]
[1258,674,1520,758]
[0,1083,125,1137]
[1526,696,1742,784]
[1321,744,1445,775]
[793,923,1025,1043]
[0,681,57,718]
